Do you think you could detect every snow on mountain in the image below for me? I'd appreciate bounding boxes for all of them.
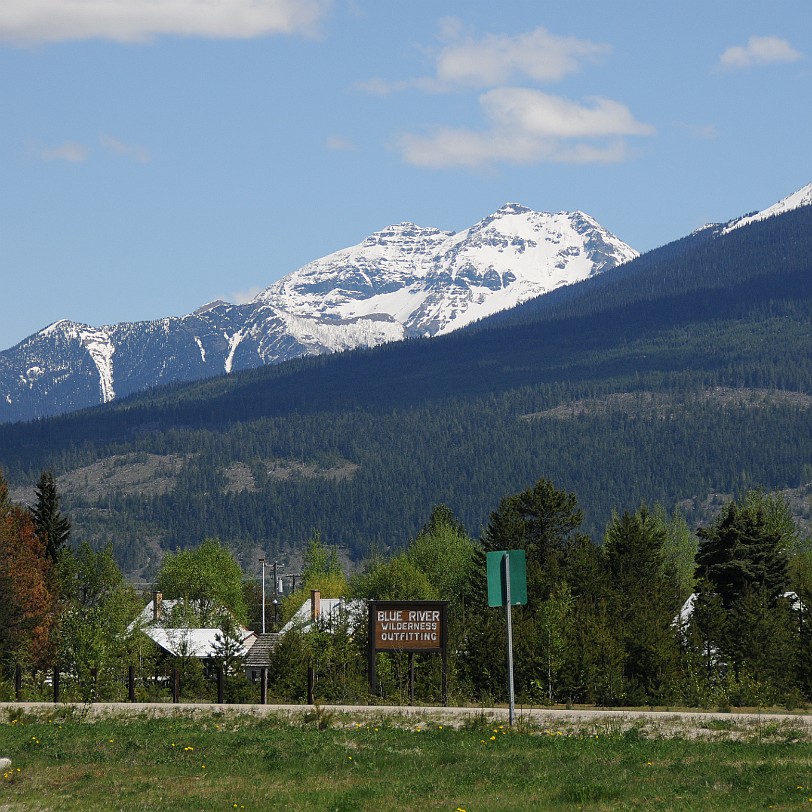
[0,203,636,423]
[722,182,812,234]
[256,204,637,341]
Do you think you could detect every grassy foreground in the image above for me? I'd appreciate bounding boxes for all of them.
[1,706,812,811]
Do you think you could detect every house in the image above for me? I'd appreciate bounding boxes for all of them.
[131,591,257,674]
[279,589,365,636]
[244,590,364,681]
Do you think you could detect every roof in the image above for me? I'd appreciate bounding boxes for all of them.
[144,627,256,659]
[279,597,365,636]
[244,633,281,668]
[128,597,185,633]
[675,590,802,628]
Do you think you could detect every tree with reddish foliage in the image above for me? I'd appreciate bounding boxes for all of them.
[0,471,56,673]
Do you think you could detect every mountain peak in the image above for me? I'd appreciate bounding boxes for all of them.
[495,202,532,216]
[723,181,812,234]
[1,202,637,423]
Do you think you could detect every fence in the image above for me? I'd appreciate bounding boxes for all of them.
[5,663,318,706]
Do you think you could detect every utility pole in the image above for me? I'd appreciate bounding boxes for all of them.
[259,556,266,635]
[272,560,280,630]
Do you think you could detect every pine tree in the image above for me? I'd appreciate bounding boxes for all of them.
[480,478,584,603]
[695,497,789,609]
[30,470,71,563]
[603,507,679,703]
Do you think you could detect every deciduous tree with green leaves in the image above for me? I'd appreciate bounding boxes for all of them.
[156,538,248,627]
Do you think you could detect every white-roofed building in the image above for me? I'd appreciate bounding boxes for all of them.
[131,591,256,674]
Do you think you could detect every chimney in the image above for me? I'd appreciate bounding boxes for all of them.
[152,591,163,622]
[310,589,321,621]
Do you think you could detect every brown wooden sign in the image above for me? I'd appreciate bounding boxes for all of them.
[372,602,445,650]
[367,600,449,704]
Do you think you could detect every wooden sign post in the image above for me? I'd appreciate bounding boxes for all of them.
[367,600,449,705]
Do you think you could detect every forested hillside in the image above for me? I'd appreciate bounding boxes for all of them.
[1,206,810,577]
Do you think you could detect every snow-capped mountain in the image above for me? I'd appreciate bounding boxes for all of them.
[257,204,636,338]
[722,182,812,234]
[0,203,638,423]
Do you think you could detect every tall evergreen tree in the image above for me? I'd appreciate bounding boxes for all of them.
[604,507,679,702]
[0,470,56,672]
[30,470,71,563]
[695,497,790,609]
[481,478,584,603]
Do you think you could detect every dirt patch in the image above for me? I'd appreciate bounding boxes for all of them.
[521,387,812,422]
[222,462,258,493]
[265,458,359,482]
[9,453,191,506]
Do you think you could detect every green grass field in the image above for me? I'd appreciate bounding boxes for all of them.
[1,706,811,810]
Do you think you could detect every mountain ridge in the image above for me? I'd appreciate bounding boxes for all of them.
[0,204,635,424]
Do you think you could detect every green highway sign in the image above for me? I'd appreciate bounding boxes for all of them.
[486,549,528,607]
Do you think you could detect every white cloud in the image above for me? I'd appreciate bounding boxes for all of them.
[435,26,610,88]
[38,141,88,163]
[398,87,653,169]
[100,134,151,163]
[0,0,330,44]
[719,36,803,70]
[360,25,609,95]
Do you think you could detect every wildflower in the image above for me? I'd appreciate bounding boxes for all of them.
[201,764,206,769]
[489,735,496,741]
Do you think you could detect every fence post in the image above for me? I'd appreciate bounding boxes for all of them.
[172,668,180,704]
[14,664,22,701]
[128,666,136,702]
[53,668,60,704]
[260,668,267,705]
[307,666,314,705]
[217,666,224,705]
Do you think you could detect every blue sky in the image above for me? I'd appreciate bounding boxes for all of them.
[1,0,810,350]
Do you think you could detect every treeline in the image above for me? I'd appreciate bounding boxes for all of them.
[268,480,812,709]
[45,387,812,572]
[6,466,811,710]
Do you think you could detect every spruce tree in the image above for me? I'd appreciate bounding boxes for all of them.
[30,470,71,563]
[695,498,789,609]
[603,507,679,703]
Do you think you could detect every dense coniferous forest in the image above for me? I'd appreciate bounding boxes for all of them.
[0,206,810,576]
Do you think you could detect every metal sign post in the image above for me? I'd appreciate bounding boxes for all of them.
[486,549,527,728]
[504,551,516,727]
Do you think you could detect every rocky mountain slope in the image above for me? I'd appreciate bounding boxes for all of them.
[0,204,636,423]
